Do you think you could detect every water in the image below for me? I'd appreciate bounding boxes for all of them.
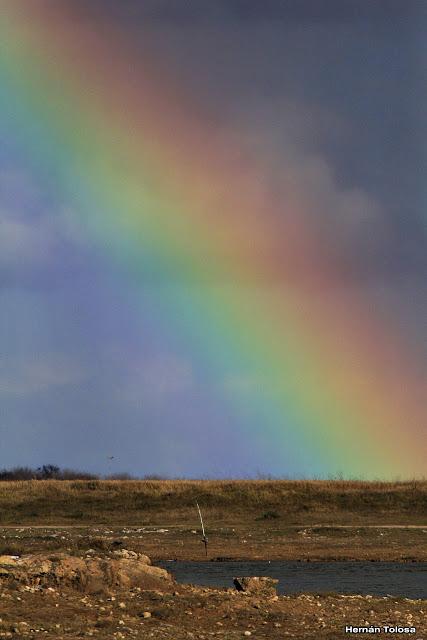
[158,561,427,599]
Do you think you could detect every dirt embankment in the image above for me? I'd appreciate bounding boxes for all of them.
[0,550,172,595]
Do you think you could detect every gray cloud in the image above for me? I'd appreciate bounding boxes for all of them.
[0,215,55,268]
[0,353,88,395]
[117,354,195,407]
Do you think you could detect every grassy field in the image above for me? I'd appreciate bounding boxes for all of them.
[0,480,425,561]
[0,479,426,526]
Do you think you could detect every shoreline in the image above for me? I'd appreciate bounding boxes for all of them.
[0,554,425,639]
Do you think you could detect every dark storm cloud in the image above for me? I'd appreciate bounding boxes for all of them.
[70,0,426,26]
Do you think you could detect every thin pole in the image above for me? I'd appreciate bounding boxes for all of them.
[196,501,208,557]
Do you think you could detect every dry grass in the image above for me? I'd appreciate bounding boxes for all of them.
[0,479,425,526]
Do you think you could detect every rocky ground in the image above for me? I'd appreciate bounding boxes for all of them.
[1,524,426,563]
[0,550,426,640]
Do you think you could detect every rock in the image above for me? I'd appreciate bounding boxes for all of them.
[0,552,173,594]
[142,611,152,618]
[111,549,151,564]
[233,576,278,596]
[112,549,137,559]
[137,554,152,565]
[0,556,19,565]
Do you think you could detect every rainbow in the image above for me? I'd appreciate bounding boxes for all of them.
[1,1,425,477]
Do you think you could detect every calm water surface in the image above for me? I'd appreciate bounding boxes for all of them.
[158,561,427,599]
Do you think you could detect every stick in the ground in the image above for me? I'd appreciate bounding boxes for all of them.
[196,501,208,557]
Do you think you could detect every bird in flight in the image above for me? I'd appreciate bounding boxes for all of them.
[107,456,114,460]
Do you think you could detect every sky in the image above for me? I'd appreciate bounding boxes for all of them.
[0,0,426,478]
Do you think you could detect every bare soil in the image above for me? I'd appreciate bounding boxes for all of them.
[0,572,426,639]
[1,523,426,562]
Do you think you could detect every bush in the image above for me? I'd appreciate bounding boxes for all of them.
[0,466,36,481]
[256,510,281,520]
[0,466,98,481]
